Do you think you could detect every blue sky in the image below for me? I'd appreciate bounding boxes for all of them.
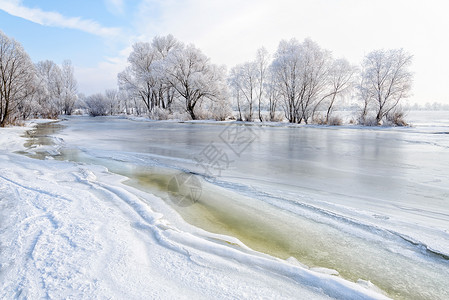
[0,1,130,63]
[0,0,448,104]
[0,0,149,94]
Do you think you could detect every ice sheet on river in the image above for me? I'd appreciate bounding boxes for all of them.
[1,122,389,299]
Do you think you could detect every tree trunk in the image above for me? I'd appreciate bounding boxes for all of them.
[325,94,337,124]
[1,99,9,127]
[376,107,383,125]
[187,97,196,120]
[188,107,196,120]
[237,97,242,121]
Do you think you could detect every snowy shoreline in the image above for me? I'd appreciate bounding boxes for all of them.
[0,120,391,299]
[87,112,449,139]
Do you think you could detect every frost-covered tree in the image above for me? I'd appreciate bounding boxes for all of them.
[0,30,37,126]
[296,39,332,123]
[208,93,232,121]
[271,38,332,124]
[60,60,77,115]
[324,59,356,123]
[228,48,269,122]
[228,62,258,121]
[228,67,243,121]
[358,49,413,125]
[152,34,181,59]
[35,59,78,116]
[165,44,227,120]
[118,36,181,114]
[118,42,158,114]
[270,38,303,123]
[226,39,357,124]
[265,66,281,121]
[255,47,269,121]
[151,35,181,111]
[35,60,62,118]
[105,89,121,115]
[311,58,357,124]
[85,93,109,116]
[116,89,132,115]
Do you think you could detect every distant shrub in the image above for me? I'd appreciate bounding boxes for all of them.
[193,109,212,120]
[312,114,342,126]
[150,107,169,120]
[71,109,84,116]
[358,116,378,126]
[268,112,284,122]
[243,113,253,122]
[85,94,109,116]
[327,116,343,126]
[385,111,408,126]
[312,115,327,125]
[211,103,232,121]
[170,111,190,121]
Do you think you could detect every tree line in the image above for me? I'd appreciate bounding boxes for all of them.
[1,30,413,127]
[0,30,77,127]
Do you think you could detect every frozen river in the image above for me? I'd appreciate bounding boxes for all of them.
[26,111,449,299]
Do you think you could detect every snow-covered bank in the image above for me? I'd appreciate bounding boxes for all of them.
[0,122,389,299]
[0,120,52,152]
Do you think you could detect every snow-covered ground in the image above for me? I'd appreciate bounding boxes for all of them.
[0,122,391,299]
[2,111,449,299]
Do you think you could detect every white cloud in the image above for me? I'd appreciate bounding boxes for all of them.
[0,0,121,38]
[104,0,125,15]
[75,58,127,95]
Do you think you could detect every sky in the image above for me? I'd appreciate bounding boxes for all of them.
[0,0,448,104]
